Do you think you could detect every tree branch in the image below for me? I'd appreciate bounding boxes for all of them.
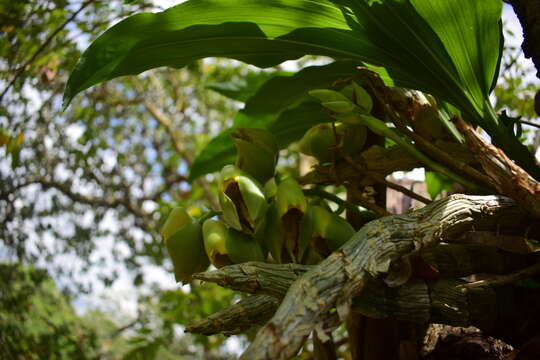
[0,0,96,102]
[462,261,540,289]
[359,68,495,190]
[191,261,540,345]
[140,173,188,201]
[186,295,278,336]
[238,195,523,359]
[303,188,387,217]
[300,145,421,186]
[454,117,540,219]
[335,145,432,205]
[26,178,154,232]
[141,98,218,209]
[195,245,538,297]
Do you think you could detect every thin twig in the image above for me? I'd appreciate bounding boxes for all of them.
[520,119,540,129]
[501,48,523,74]
[108,317,140,338]
[373,175,432,204]
[303,187,389,217]
[336,146,432,205]
[0,0,96,103]
[359,69,493,190]
[141,173,188,201]
[24,178,154,233]
[461,261,540,289]
[141,97,219,209]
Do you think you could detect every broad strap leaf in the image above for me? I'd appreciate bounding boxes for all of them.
[65,0,501,123]
[208,70,290,102]
[190,61,361,179]
[410,0,502,119]
[189,102,332,179]
[244,60,362,115]
[64,0,356,107]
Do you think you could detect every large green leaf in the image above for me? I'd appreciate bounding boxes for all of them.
[243,60,362,115]
[268,102,333,148]
[64,0,493,118]
[189,111,270,180]
[335,0,537,177]
[189,102,332,179]
[65,0,503,121]
[331,0,499,123]
[208,70,291,102]
[410,0,502,120]
[66,0,540,177]
[63,0,361,107]
[190,61,361,179]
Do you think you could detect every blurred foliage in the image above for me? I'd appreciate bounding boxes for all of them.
[0,263,100,359]
[493,24,540,148]
[0,263,238,359]
[122,283,238,360]
[1,0,248,358]
[0,0,244,290]
[494,26,539,122]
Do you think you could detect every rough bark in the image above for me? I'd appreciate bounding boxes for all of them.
[185,295,277,336]
[422,325,514,360]
[235,195,524,359]
[191,264,540,347]
[188,193,539,358]
[455,118,540,219]
[196,244,539,295]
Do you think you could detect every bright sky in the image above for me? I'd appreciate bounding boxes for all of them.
[153,0,185,10]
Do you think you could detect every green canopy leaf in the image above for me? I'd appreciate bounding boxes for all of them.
[208,70,291,102]
[190,102,332,179]
[65,0,501,122]
[66,0,540,177]
[410,0,502,119]
[63,0,358,107]
[243,60,362,115]
[425,171,454,200]
[190,61,361,179]
[189,129,238,180]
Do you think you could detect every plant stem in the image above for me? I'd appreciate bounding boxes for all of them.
[461,261,540,289]
[357,114,480,191]
[198,210,223,224]
[335,144,432,205]
[373,175,432,204]
[303,187,389,217]
[483,100,540,180]
[520,119,540,129]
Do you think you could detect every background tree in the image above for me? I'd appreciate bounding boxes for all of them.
[4,0,540,359]
[0,0,249,287]
[0,263,100,359]
[1,0,248,357]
